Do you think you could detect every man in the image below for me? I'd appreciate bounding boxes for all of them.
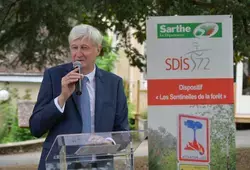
[29,24,129,170]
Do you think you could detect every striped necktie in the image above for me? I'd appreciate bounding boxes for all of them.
[80,76,91,133]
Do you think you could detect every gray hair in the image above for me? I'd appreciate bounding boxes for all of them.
[68,24,103,46]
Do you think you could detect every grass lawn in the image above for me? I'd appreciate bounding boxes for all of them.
[0,148,250,170]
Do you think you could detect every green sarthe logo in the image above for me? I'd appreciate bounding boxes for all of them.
[157,23,222,38]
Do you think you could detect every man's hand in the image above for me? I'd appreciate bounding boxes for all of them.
[58,68,83,107]
[87,135,113,145]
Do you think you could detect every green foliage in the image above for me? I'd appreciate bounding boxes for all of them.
[148,148,163,170]
[0,0,249,71]
[0,101,12,142]
[0,85,18,142]
[164,150,177,170]
[0,87,36,143]
[197,105,236,169]
[148,127,177,170]
[128,100,136,130]
[1,111,36,143]
[96,35,117,72]
[122,79,136,130]
[140,111,147,119]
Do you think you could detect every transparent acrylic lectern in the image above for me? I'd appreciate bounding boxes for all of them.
[45,130,147,170]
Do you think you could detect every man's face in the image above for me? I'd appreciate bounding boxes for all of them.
[70,37,101,71]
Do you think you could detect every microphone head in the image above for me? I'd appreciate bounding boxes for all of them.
[73,61,82,96]
[73,61,82,68]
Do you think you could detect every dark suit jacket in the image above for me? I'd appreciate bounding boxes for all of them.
[29,62,129,170]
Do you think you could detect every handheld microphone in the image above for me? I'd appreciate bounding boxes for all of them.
[73,61,82,95]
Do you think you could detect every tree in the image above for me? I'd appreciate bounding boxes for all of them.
[96,35,117,72]
[0,0,249,71]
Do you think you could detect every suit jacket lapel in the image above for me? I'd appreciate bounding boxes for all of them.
[94,66,104,131]
[72,91,81,115]
[64,62,81,115]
